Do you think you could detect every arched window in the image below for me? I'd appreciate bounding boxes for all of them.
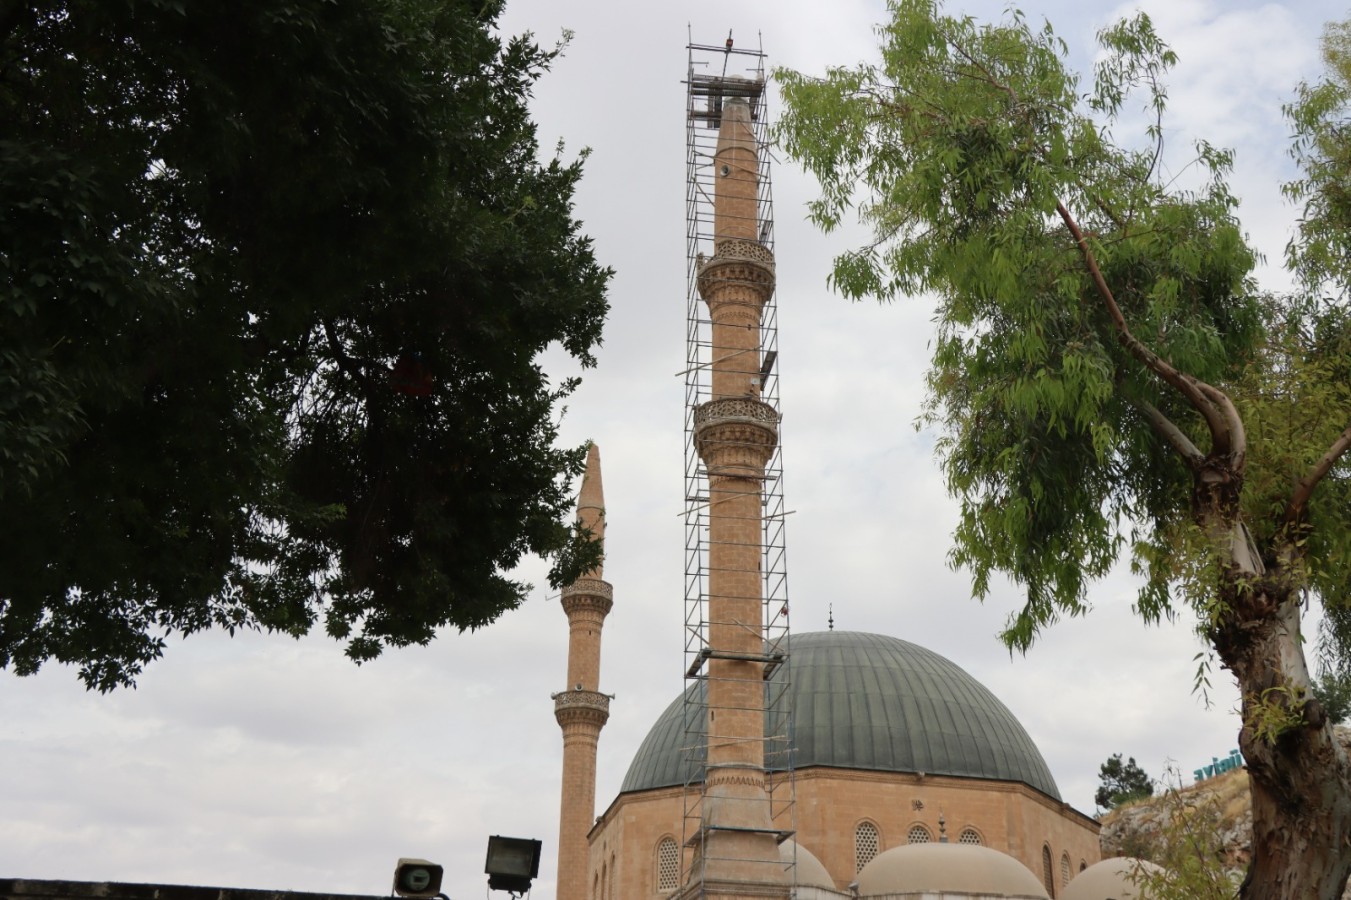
[1061,852,1071,887]
[592,872,599,900]
[608,853,616,900]
[657,837,680,892]
[1042,845,1056,898]
[1080,860,1088,872]
[855,821,881,872]
[907,824,932,844]
[958,827,982,846]
[599,862,607,900]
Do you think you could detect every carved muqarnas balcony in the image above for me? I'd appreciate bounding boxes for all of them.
[696,240,775,311]
[560,578,613,618]
[694,398,779,475]
[552,689,611,728]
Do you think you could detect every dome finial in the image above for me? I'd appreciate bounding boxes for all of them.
[828,604,834,631]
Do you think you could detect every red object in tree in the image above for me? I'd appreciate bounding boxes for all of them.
[390,352,433,396]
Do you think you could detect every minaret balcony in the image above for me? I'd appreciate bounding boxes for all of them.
[696,240,775,307]
[552,689,612,728]
[561,578,614,619]
[693,398,779,473]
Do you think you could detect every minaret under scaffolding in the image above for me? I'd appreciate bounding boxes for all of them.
[679,37,794,900]
[553,444,613,900]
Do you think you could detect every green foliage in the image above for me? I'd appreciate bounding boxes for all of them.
[1245,683,1309,745]
[0,0,610,689]
[1126,767,1241,900]
[1096,753,1155,811]
[1310,668,1351,725]
[778,5,1351,894]
[1287,19,1351,290]
[1236,298,1351,593]
[776,0,1266,649]
[1124,762,1237,897]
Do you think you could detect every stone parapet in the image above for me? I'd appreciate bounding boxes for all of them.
[561,577,613,602]
[553,690,612,729]
[713,239,774,267]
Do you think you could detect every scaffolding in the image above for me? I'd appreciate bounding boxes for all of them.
[679,35,796,896]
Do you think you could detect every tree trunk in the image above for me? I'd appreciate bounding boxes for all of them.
[1215,580,1351,899]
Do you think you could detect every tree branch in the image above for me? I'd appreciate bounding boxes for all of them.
[1284,422,1351,526]
[321,319,379,400]
[1055,200,1233,454]
[1197,381,1246,469]
[1138,399,1205,469]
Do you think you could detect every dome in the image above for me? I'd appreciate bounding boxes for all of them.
[620,631,1060,799]
[781,840,834,890]
[857,843,1048,897]
[1061,857,1164,900]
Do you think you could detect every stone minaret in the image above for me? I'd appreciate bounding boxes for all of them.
[683,94,786,899]
[553,444,613,900]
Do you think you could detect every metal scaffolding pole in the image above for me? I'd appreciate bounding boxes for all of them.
[679,34,797,899]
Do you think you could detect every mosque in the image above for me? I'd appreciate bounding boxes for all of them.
[548,39,1144,900]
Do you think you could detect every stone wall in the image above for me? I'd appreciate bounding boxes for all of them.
[589,767,1099,898]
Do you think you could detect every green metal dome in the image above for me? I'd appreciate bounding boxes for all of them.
[619,630,1060,800]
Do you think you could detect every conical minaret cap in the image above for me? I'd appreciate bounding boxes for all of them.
[578,443,605,577]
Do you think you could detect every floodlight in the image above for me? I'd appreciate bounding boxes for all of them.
[392,857,443,898]
[484,835,542,894]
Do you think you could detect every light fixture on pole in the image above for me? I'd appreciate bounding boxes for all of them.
[484,835,542,896]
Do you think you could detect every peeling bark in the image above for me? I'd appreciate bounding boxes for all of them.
[1219,592,1351,900]
[1202,482,1351,900]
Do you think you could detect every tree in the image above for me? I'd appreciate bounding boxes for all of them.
[1123,766,1242,900]
[777,2,1351,897]
[1095,753,1154,812]
[0,0,610,690]
[1311,670,1351,726]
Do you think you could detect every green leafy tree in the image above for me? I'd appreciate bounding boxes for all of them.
[1126,766,1242,900]
[1096,753,1154,812]
[1310,669,1351,725]
[777,2,1351,897]
[0,0,609,690]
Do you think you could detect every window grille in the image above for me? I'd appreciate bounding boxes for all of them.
[907,824,931,844]
[1061,852,1071,887]
[958,828,982,846]
[657,838,680,892]
[855,821,880,872]
[1042,845,1055,898]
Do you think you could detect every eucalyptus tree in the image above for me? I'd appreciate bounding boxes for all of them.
[778,3,1351,896]
[0,0,609,690]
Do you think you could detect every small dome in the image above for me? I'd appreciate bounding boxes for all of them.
[1062,857,1164,900]
[781,840,834,890]
[621,631,1060,799]
[857,843,1048,898]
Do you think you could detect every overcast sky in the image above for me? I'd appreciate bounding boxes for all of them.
[1,2,1343,899]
